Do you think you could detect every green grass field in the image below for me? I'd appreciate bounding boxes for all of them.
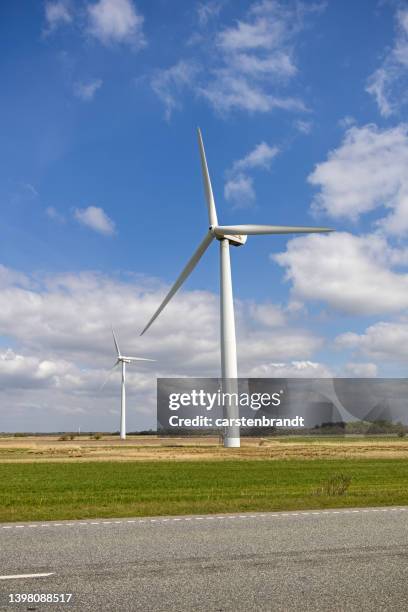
[1,458,408,522]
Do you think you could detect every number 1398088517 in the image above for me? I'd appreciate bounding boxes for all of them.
[8,593,73,604]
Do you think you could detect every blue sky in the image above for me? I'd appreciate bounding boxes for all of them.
[1,0,408,432]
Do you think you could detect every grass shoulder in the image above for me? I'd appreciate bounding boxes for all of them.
[0,458,407,523]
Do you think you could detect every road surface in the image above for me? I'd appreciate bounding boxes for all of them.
[0,507,407,611]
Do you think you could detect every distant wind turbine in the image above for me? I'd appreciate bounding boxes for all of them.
[141,129,334,448]
[102,328,155,440]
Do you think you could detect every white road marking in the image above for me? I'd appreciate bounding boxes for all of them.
[0,507,406,531]
[0,573,54,581]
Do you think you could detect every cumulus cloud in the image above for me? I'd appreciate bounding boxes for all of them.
[336,322,408,363]
[73,78,103,101]
[44,0,72,34]
[366,8,408,116]
[43,0,146,50]
[308,123,408,235]
[248,302,286,327]
[74,206,115,235]
[87,0,146,47]
[0,265,324,430]
[274,232,408,316]
[225,141,279,207]
[0,349,73,390]
[151,61,200,120]
[0,265,32,290]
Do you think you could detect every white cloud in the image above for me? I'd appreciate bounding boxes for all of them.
[44,0,72,34]
[294,119,312,134]
[198,0,323,114]
[338,115,355,129]
[237,329,322,368]
[0,268,321,371]
[366,8,408,116]
[153,1,322,117]
[0,349,73,389]
[87,0,145,47]
[232,142,279,173]
[248,303,285,327]
[309,123,408,235]
[197,1,223,26]
[24,183,39,197]
[225,141,279,207]
[151,61,200,120]
[0,265,32,290]
[224,174,255,208]
[0,265,323,430]
[73,78,103,101]
[249,360,332,377]
[46,206,65,223]
[74,206,115,235]
[336,322,408,363]
[199,72,305,115]
[274,232,408,316]
[366,68,393,117]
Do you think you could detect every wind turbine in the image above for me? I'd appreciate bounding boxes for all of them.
[102,328,155,440]
[141,129,334,448]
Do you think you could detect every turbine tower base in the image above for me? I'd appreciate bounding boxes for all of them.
[224,437,240,448]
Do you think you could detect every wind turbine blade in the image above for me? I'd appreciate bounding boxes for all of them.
[197,128,218,227]
[100,360,120,390]
[141,231,214,335]
[111,327,121,356]
[215,224,334,236]
[125,357,156,362]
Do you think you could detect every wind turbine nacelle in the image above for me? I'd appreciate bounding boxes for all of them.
[227,234,247,247]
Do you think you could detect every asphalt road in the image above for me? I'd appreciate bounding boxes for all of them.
[0,507,407,611]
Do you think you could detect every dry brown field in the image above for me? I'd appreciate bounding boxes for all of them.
[1,434,408,462]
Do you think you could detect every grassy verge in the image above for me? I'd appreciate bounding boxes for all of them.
[0,459,407,523]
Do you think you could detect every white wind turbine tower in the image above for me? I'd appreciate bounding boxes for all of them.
[102,328,155,440]
[141,129,333,448]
